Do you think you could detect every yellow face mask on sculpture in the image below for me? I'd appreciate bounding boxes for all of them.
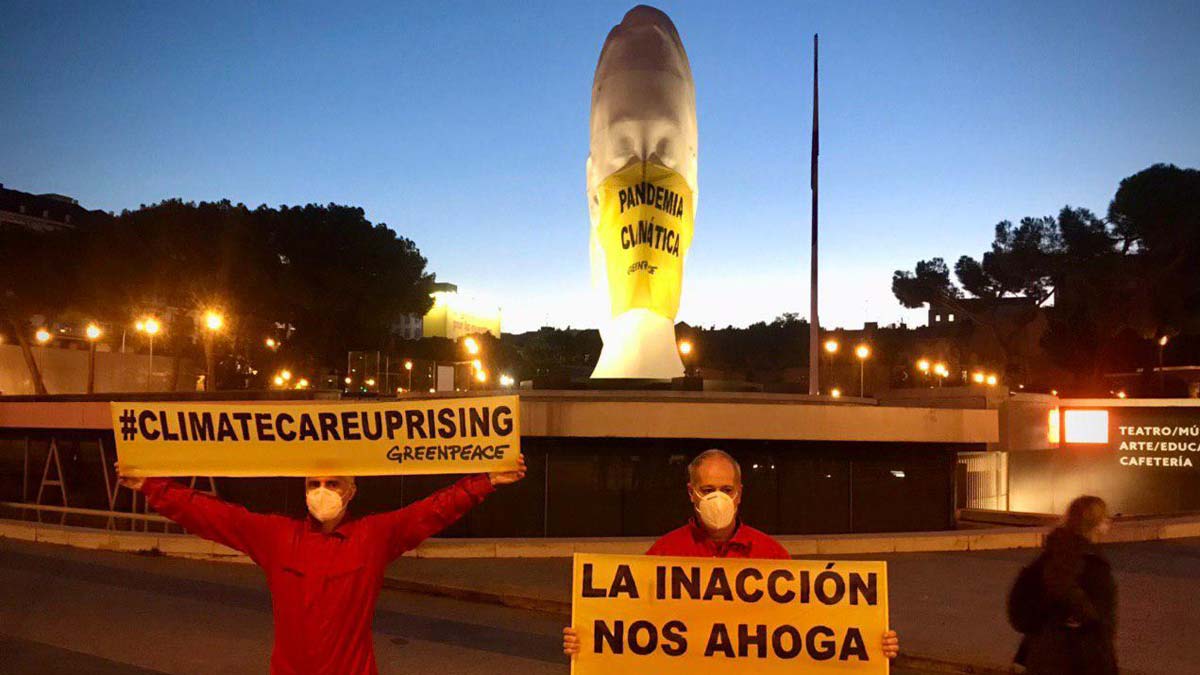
[595,161,695,319]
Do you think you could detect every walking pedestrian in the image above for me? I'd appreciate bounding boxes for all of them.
[1009,495,1117,675]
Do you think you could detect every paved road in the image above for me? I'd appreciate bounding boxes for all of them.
[0,538,567,675]
[0,538,938,674]
[389,537,1200,675]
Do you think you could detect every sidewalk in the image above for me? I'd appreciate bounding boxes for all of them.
[387,537,1200,675]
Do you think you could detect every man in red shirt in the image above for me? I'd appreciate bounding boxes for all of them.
[562,449,899,659]
[119,456,525,675]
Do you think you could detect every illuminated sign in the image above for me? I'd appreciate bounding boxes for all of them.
[1061,406,1200,470]
[1063,410,1108,444]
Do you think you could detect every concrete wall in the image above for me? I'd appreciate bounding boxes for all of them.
[1009,400,1200,515]
[0,344,196,395]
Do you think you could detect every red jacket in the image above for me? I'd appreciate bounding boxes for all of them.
[646,519,791,559]
[141,474,494,675]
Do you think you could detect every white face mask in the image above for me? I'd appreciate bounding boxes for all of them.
[306,487,346,523]
[693,490,737,530]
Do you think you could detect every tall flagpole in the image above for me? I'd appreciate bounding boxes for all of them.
[808,33,820,396]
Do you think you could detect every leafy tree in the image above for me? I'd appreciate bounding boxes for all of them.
[895,163,1200,393]
[0,223,85,393]
[6,199,435,390]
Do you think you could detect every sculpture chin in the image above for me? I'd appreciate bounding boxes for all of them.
[591,309,685,380]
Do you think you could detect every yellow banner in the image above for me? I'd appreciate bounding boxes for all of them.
[597,161,694,318]
[110,396,520,477]
[571,553,889,675]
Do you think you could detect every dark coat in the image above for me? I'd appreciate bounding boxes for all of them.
[1017,527,1118,675]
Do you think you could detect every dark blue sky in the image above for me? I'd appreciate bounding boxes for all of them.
[3,1,1197,332]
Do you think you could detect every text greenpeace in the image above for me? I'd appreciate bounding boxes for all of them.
[570,554,889,675]
[110,396,520,477]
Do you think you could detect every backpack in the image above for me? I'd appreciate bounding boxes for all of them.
[1007,555,1046,635]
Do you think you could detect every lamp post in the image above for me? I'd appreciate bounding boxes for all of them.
[203,310,224,392]
[1158,335,1169,393]
[463,337,482,390]
[85,323,101,394]
[855,344,871,397]
[138,318,161,390]
[823,339,838,393]
[404,360,413,392]
[933,362,948,387]
[917,358,931,388]
[678,340,694,377]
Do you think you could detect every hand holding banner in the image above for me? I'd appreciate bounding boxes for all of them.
[571,553,889,674]
[111,395,520,477]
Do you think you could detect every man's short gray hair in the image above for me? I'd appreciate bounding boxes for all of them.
[686,449,742,485]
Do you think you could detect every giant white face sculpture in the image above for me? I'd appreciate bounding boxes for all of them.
[588,5,697,379]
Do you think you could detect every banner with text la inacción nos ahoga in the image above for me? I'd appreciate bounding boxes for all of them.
[111,395,520,477]
[571,553,890,675]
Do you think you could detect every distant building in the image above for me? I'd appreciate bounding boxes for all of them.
[927,296,1040,329]
[395,282,502,340]
[0,183,104,232]
[395,313,424,341]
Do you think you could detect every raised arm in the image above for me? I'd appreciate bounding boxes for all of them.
[371,474,495,561]
[136,477,285,565]
[373,453,527,560]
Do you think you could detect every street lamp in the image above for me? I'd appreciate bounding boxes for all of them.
[404,360,413,391]
[830,387,841,398]
[265,337,278,350]
[854,344,871,397]
[464,336,480,356]
[933,362,948,387]
[35,328,51,344]
[1158,335,1170,393]
[972,372,985,384]
[202,310,224,392]
[273,375,284,387]
[500,374,515,387]
[824,339,839,354]
[281,369,292,382]
[203,310,224,332]
[85,323,102,394]
[678,339,694,376]
[986,374,998,387]
[916,358,931,388]
[138,317,161,390]
[475,370,488,384]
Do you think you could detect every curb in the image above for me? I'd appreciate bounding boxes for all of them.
[7,513,1200,559]
[892,655,1012,674]
[382,577,572,616]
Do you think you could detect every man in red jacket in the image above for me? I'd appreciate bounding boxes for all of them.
[119,455,525,675]
[562,449,899,659]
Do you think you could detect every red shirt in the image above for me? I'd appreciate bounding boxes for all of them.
[141,474,494,675]
[646,519,791,559]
